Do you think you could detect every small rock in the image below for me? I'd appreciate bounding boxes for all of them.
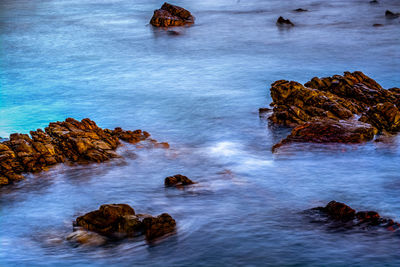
[165,174,195,187]
[293,8,308,12]
[276,16,294,26]
[67,229,107,246]
[373,23,384,27]
[142,213,176,240]
[385,10,400,19]
[150,2,195,27]
[369,0,378,4]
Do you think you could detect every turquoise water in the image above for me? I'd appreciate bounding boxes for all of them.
[1,0,400,266]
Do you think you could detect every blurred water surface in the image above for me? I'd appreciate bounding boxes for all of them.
[1,0,400,266]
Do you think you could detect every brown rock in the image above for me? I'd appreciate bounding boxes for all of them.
[142,213,176,240]
[359,102,400,133]
[165,174,195,187]
[324,201,356,221]
[73,204,176,242]
[272,119,377,151]
[150,3,194,27]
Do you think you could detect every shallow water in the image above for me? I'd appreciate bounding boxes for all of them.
[1,0,400,266]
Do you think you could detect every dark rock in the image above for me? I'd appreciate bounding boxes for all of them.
[307,201,400,232]
[74,204,176,241]
[385,10,400,19]
[373,23,384,27]
[369,0,379,4]
[150,2,195,27]
[293,8,308,12]
[272,119,377,151]
[0,118,165,186]
[165,174,195,187]
[276,16,294,26]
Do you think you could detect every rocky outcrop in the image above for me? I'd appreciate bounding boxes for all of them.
[73,204,176,243]
[165,174,195,187]
[150,3,194,27]
[266,71,400,151]
[306,201,400,232]
[272,119,377,152]
[0,118,167,186]
[276,16,294,26]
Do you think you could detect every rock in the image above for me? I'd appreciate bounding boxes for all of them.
[276,16,294,26]
[142,213,176,240]
[266,71,400,151]
[0,118,164,186]
[293,8,308,12]
[360,102,400,133]
[272,119,377,151]
[385,10,400,19]
[369,0,379,4]
[307,201,400,232]
[73,204,176,242]
[373,23,384,27]
[150,3,194,27]
[165,174,195,187]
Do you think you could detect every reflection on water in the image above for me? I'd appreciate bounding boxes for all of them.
[1,0,400,266]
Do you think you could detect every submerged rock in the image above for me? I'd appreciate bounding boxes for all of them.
[272,119,377,152]
[66,229,107,246]
[385,10,400,19]
[165,174,195,187]
[0,118,166,186]
[276,16,294,26]
[265,71,400,151]
[293,8,308,12]
[150,2,195,27]
[73,204,176,242]
[306,201,400,232]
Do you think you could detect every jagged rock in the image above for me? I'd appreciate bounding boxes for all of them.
[276,16,294,26]
[165,174,195,187]
[385,10,400,19]
[306,201,400,232]
[272,119,377,151]
[0,118,165,186]
[266,71,400,151]
[150,3,194,27]
[73,204,176,242]
[360,102,400,133]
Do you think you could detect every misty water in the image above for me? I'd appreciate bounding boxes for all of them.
[1,0,400,266]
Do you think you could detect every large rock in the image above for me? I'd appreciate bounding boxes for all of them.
[306,201,400,232]
[0,118,166,186]
[272,119,377,152]
[150,3,194,27]
[266,71,400,151]
[73,204,176,242]
[165,174,195,187]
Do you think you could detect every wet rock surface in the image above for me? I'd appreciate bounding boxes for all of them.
[150,2,194,27]
[165,174,195,187]
[73,204,176,242]
[265,71,400,151]
[0,118,166,186]
[305,201,400,232]
[276,16,294,26]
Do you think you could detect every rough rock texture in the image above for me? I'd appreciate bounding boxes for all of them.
[74,204,176,241]
[0,118,167,186]
[165,174,195,187]
[306,201,400,232]
[276,16,294,26]
[266,71,400,151]
[150,3,194,27]
[272,119,377,152]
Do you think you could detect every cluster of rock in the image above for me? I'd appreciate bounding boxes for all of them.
[0,118,168,185]
[265,71,400,151]
[68,204,176,245]
[150,3,194,27]
[306,201,400,232]
[165,174,195,188]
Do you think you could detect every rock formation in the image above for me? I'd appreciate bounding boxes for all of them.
[276,16,294,26]
[0,118,167,186]
[265,71,400,151]
[72,204,176,243]
[306,201,400,232]
[150,3,194,27]
[164,174,195,187]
